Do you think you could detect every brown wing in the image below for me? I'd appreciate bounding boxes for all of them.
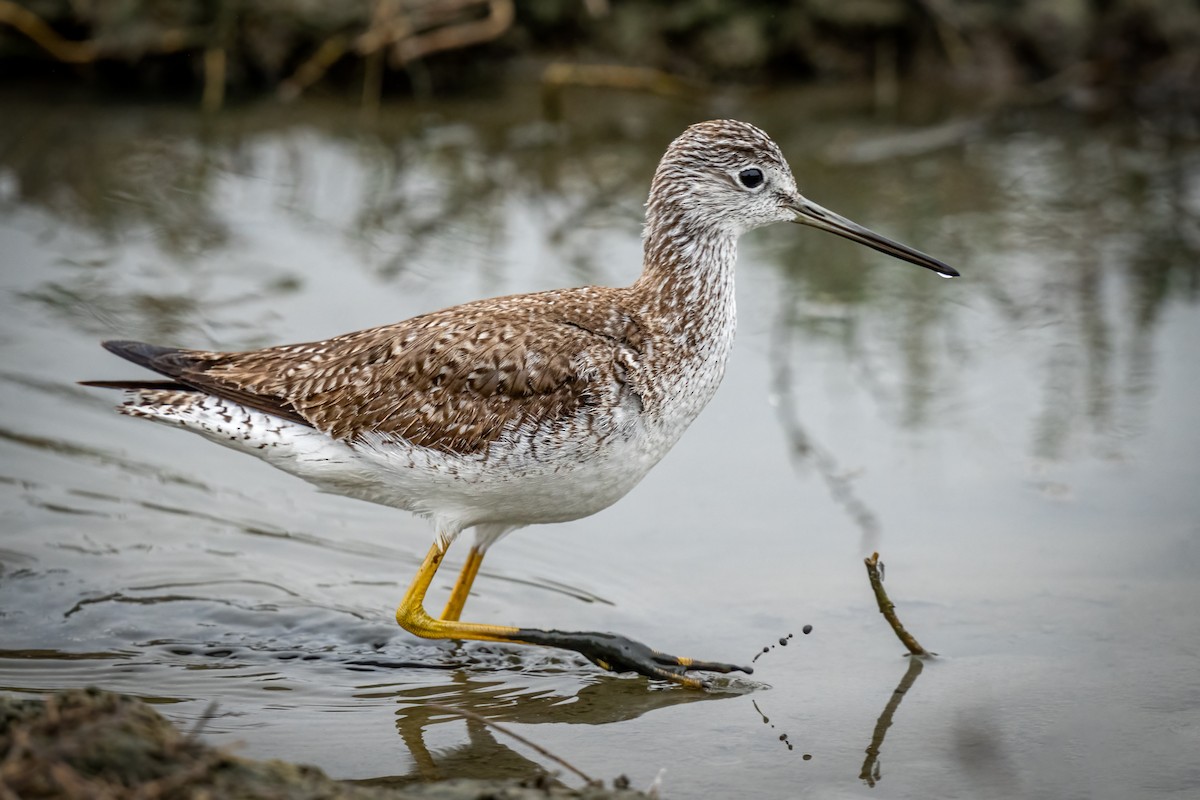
[119,286,645,456]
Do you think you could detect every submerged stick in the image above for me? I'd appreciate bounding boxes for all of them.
[864,552,929,656]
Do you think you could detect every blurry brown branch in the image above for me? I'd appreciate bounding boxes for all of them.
[280,0,513,102]
[200,0,239,112]
[0,0,197,64]
[864,552,930,656]
[916,0,972,70]
[391,0,513,64]
[0,0,95,62]
[278,34,351,101]
[541,63,697,119]
[541,63,694,94]
[202,48,225,112]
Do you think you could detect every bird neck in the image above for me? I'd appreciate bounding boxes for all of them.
[631,210,738,358]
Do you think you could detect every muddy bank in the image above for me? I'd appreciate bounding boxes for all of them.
[1,1,1196,120]
[0,689,649,799]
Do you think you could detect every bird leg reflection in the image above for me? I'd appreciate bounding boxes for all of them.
[396,542,753,687]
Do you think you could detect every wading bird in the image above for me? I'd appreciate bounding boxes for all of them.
[85,120,956,686]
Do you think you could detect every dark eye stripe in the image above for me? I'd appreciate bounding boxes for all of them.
[738,168,764,189]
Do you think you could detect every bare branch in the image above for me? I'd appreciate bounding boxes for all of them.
[864,552,930,656]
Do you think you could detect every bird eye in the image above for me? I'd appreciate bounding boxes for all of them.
[738,168,764,189]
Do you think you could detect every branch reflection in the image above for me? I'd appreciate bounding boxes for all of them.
[769,288,883,553]
[859,655,925,787]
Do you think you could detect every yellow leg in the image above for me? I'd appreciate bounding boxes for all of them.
[441,545,484,622]
[395,542,752,687]
[396,543,519,643]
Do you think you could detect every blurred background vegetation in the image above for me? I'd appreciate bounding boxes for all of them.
[2,0,1197,123]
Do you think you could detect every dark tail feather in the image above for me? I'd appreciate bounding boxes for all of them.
[82,340,203,391]
[99,340,195,377]
[79,379,194,391]
[85,339,314,428]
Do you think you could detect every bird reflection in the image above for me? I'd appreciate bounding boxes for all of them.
[376,670,737,785]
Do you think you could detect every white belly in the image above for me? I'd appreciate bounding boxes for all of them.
[119,387,681,551]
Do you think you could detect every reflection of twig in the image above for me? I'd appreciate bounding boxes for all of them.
[864,552,929,656]
[769,299,883,553]
[425,703,597,786]
[859,656,925,787]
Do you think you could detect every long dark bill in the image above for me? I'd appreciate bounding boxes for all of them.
[787,196,959,278]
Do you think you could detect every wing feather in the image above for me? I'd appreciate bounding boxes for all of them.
[102,287,645,456]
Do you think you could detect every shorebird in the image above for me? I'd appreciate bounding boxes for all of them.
[84,120,957,686]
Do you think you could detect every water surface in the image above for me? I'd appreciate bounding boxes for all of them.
[1,86,1198,798]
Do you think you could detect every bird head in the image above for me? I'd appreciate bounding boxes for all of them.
[649,120,958,278]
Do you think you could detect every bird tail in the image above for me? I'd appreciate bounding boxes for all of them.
[79,379,192,390]
[79,340,200,391]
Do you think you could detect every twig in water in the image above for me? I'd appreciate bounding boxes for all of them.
[864,552,930,656]
[424,703,597,786]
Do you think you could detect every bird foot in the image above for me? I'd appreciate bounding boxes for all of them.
[515,628,752,688]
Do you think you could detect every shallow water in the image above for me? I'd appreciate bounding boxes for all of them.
[1,85,1198,798]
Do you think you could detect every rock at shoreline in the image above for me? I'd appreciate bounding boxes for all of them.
[0,689,648,800]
